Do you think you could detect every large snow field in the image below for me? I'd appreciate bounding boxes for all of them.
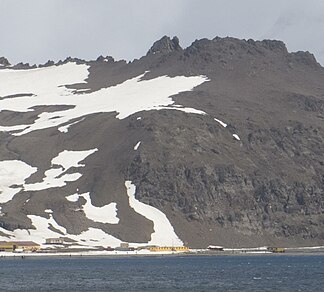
[0,63,208,135]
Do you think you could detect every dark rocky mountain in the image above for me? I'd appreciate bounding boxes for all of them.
[0,57,10,67]
[0,36,323,248]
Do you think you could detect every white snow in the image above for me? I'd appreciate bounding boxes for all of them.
[159,106,206,115]
[233,134,241,141]
[0,181,183,248]
[125,180,182,246]
[285,246,324,250]
[24,170,82,191]
[3,214,122,247]
[0,63,208,136]
[52,149,97,170]
[66,193,80,202]
[0,227,12,239]
[68,228,122,247]
[134,141,141,150]
[79,193,119,224]
[24,149,97,191]
[8,214,67,245]
[214,118,227,128]
[0,160,37,203]
[58,118,85,133]
[0,62,88,99]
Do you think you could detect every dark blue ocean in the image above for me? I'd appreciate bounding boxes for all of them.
[0,255,323,291]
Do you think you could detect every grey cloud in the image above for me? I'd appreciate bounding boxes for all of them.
[0,0,323,65]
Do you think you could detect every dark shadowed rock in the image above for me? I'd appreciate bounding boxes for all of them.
[147,35,182,55]
[12,62,37,69]
[260,39,288,53]
[57,57,87,65]
[96,55,115,63]
[38,60,55,68]
[0,57,10,67]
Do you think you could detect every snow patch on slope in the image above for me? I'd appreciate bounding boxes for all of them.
[0,214,122,248]
[52,149,97,170]
[79,193,119,224]
[0,160,37,203]
[214,118,227,128]
[66,193,79,202]
[0,63,208,136]
[125,180,182,246]
[134,141,141,151]
[24,149,97,191]
[24,169,81,191]
[69,228,122,247]
[4,214,67,245]
[0,180,183,247]
[58,118,85,133]
[233,134,241,141]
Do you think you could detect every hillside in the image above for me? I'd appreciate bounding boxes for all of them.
[0,36,323,248]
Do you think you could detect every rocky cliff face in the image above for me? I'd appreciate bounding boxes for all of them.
[0,36,323,248]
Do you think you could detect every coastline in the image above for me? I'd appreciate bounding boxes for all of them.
[1,246,324,259]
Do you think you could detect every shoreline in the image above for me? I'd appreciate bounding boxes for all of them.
[1,248,324,259]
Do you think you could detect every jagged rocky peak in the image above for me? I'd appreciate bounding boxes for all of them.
[56,56,87,65]
[147,35,182,55]
[38,60,55,68]
[96,55,115,63]
[0,57,10,67]
[12,62,37,69]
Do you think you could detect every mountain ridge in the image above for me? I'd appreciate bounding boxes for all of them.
[1,35,321,69]
[0,36,323,248]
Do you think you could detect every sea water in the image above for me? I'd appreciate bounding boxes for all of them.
[0,255,323,291]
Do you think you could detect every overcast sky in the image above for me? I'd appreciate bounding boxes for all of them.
[1,0,324,65]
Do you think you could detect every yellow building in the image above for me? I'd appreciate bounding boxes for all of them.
[149,246,189,252]
[0,241,15,252]
[0,241,40,252]
[267,247,285,253]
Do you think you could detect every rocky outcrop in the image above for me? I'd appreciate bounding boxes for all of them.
[0,57,10,67]
[126,109,324,245]
[96,55,114,63]
[38,60,55,68]
[11,62,37,69]
[147,36,182,55]
[56,57,87,65]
